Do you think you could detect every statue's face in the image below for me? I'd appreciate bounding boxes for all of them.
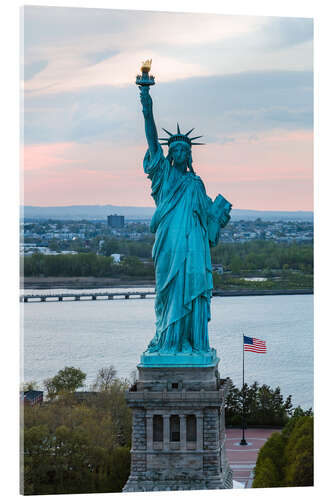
[170,142,190,169]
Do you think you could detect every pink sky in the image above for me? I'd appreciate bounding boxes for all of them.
[23,130,313,210]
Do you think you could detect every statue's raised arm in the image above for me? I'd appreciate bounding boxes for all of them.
[136,59,158,156]
[139,86,158,156]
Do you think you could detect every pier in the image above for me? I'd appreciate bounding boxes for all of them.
[20,288,313,303]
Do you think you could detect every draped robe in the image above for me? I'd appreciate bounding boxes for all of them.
[144,145,216,354]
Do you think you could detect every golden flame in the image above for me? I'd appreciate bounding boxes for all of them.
[141,59,152,72]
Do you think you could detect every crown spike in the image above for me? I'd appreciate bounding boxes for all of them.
[185,128,195,136]
[158,124,205,148]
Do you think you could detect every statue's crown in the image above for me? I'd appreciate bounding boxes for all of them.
[158,124,205,147]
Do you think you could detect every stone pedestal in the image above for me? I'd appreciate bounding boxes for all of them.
[123,360,233,492]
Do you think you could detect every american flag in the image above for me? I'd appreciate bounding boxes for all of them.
[243,335,266,353]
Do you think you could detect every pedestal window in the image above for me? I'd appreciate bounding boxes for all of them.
[170,415,180,442]
[186,415,197,442]
[153,415,163,442]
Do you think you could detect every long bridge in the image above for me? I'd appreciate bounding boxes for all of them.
[20,291,156,302]
[20,288,313,303]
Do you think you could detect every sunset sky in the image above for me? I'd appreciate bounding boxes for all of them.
[22,6,313,210]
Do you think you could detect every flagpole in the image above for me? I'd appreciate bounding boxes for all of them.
[240,333,248,446]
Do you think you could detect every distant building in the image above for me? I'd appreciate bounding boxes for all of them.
[21,390,43,406]
[107,214,125,228]
[111,253,123,263]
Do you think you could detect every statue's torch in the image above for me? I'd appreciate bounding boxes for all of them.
[136,59,155,87]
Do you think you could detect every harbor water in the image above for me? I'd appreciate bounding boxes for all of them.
[22,291,313,410]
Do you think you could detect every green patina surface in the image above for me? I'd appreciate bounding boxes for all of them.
[137,66,231,365]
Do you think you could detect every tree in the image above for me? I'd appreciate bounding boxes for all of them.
[284,416,313,487]
[253,432,285,487]
[92,366,117,391]
[252,415,313,488]
[21,380,39,391]
[285,450,313,487]
[24,365,132,495]
[108,447,131,492]
[43,378,58,400]
[225,381,292,427]
[24,424,54,494]
[230,256,242,274]
[100,238,121,257]
[292,405,313,418]
[252,457,280,488]
[44,367,86,399]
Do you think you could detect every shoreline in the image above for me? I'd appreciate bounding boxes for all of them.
[22,277,156,290]
[22,277,313,296]
[213,289,313,296]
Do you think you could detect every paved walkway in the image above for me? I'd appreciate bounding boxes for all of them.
[226,428,279,488]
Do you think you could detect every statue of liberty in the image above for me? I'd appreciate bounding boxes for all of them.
[137,61,231,360]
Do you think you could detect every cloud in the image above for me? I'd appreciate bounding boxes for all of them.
[24,6,265,51]
[259,17,314,49]
[23,130,313,210]
[22,7,274,96]
[85,49,120,65]
[193,129,313,211]
[22,7,313,118]
[205,136,235,145]
[156,70,313,133]
[23,142,82,172]
[24,60,48,81]
[23,6,139,48]
[24,49,211,95]
[23,140,151,206]
[23,84,140,144]
[23,70,313,146]
[21,7,313,211]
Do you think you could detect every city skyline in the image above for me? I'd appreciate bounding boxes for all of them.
[23,7,313,211]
